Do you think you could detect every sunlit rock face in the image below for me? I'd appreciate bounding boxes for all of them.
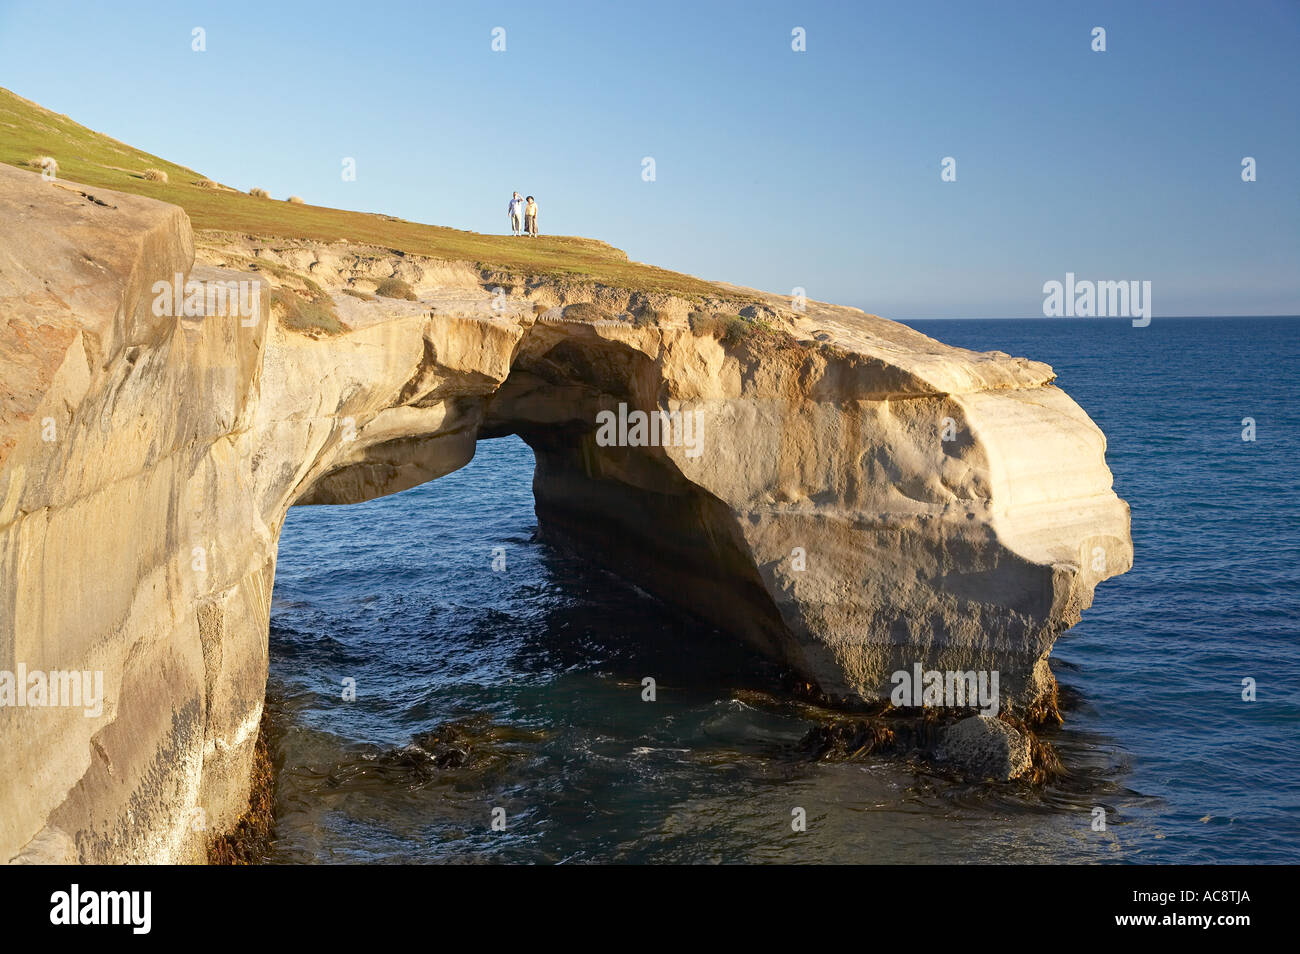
[0,165,1131,862]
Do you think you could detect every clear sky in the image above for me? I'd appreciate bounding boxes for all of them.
[1,0,1296,318]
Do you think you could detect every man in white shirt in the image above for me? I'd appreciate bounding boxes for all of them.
[508,192,524,236]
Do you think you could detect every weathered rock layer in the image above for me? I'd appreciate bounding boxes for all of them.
[0,165,1131,862]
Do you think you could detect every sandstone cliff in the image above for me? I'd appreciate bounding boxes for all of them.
[0,164,1131,862]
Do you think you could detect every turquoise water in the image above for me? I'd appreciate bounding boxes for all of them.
[265,316,1300,864]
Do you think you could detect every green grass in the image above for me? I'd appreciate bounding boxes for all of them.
[0,87,735,298]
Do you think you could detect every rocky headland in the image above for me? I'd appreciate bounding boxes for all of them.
[0,142,1130,861]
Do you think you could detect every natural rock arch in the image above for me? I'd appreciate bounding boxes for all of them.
[0,164,1131,862]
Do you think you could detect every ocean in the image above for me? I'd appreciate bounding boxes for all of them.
[264,316,1300,864]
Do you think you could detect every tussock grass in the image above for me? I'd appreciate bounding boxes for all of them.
[0,86,733,297]
[689,310,794,350]
[248,186,269,199]
[286,195,304,204]
[689,311,751,346]
[142,167,167,182]
[27,154,56,175]
[561,301,611,322]
[341,287,376,302]
[271,288,343,335]
[374,277,417,300]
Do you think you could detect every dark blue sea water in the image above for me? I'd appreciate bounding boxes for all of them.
[265,316,1300,864]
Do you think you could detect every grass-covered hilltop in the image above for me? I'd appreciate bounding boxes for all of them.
[0,86,723,297]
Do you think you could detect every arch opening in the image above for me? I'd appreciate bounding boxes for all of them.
[266,431,798,863]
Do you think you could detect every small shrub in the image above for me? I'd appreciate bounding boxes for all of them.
[341,288,376,302]
[249,187,269,199]
[271,288,343,335]
[28,155,57,175]
[142,168,168,182]
[532,303,549,316]
[718,315,751,347]
[194,179,219,189]
[374,277,417,300]
[287,195,305,204]
[561,302,610,322]
[687,311,755,347]
[632,303,663,327]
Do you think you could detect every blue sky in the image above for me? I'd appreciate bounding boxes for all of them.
[1,0,1297,318]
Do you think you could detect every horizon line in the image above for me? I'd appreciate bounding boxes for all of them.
[898,314,1300,321]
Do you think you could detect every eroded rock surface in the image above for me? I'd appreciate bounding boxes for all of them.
[0,165,1131,861]
[934,716,1033,781]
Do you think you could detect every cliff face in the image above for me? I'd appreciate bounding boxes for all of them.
[0,165,1131,862]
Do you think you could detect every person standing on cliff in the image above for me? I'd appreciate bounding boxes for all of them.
[508,192,524,236]
[524,196,539,237]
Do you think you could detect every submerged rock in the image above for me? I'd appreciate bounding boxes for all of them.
[800,719,899,761]
[800,710,1042,782]
[404,722,484,770]
[323,719,538,789]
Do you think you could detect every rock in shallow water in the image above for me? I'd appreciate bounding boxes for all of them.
[934,716,1033,781]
